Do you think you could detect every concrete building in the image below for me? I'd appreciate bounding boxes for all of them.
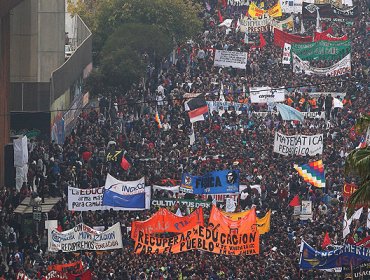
[0,0,92,187]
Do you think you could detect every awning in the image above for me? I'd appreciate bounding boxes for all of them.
[14,197,62,214]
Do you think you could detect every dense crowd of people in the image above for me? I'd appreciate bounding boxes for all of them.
[0,0,369,279]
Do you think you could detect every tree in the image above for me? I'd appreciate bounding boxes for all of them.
[68,0,202,63]
[346,115,370,212]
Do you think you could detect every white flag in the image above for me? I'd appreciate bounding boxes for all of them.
[220,82,225,101]
[175,208,183,217]
[316,10,322,33]
[343,212,350,239]
[300,20,305,34]
[189,123,195,145]
[367,210,370,229]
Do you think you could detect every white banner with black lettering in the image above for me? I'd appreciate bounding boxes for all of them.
[207,101,248,112]
[273,132,323,156]
[48,223,123,252]
[293,53,351,77]
[68,186,151,211]
[239,15,270,33]
[214,50,248,69]
[250,87,286,103]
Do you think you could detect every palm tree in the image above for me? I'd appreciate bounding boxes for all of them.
[345,115,370,211]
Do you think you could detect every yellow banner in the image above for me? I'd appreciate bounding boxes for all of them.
[248,2,282,19]
[248,2,266,18]
[268,2,282,18]
[221,208,271,234]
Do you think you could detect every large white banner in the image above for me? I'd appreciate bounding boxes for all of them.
[308,92,346,98]
[68,186,151,211]
[48,223,123,252]
[252,111,325,119]
[250,87,286,103]
[214,50,248,69]
[273,132,323,156]
[239,15,270,33]
[293,53,351,77]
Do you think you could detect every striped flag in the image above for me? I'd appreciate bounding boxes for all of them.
[294,160,325,188]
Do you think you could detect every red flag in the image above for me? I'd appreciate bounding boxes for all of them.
[222,0,227,8]
[120,156,131,171]
[218,10,223,23]
[321,232,331,249]
[259,33,266,48]
[289,195,300,207]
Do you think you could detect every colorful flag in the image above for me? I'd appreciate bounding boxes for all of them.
[293,160,325,188]
[289,195,300,207]
[276,103,304,122]
[185,95,209,123]
[120,156,131,171]
[357,136,367,149]
[321,232,331,249]
[155,111,162,128]
[259,33,266,48]
[218,10,224,23]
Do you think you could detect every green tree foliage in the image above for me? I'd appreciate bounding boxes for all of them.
[346,115,370,212]
[68,0,202,95]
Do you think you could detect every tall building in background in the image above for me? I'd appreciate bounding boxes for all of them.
[0,0,92,187]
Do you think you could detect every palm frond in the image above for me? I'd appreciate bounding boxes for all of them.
[345,147,370,179]
[354,115,370,134]
[347,180,370,214]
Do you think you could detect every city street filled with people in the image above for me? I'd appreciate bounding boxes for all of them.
[1,0,369,279]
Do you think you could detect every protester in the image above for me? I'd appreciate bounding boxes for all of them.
[1,0,369,279]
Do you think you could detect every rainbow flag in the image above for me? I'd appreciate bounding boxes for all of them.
[294,160,325,188]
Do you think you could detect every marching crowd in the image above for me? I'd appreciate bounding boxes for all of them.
[0,0,369,279]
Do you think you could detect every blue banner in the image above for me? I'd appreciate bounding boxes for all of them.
[102,190,145,208]
[181,170,240,194]
[102,174,146,208]
[299,241,370,270]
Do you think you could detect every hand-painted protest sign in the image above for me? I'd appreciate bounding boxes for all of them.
[151,198,211,209]
[343,183,358,199]
[133,225,259,255]
[280,0,302,14]
[293,53,351,77]
[68,186,151,211]
[250,87,286,103]
[206,101,248,113]
[213,50,248,69]
[273,132,323,156]
[300,200,313,220]
[131,208,204,238]
[271,15,294,30]
[43,270,92,280]
[102,174,146,208]
[239,15,271,33]
[219,208,271,234]
[282,43,291,65]
[181,170,240,194]
[299,241,370,270]
[48,223,123,252]
[227,0,248,5]
[252,111,325,119]
[291,40,351,61]
[342,263,370,280]
[308,92,346,98]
